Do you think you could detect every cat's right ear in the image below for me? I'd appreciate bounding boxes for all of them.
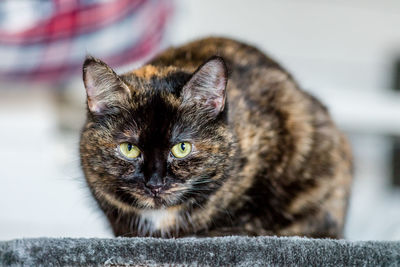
[83,56,131,115]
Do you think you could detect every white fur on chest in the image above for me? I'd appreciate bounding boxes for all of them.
[139,209,178,231]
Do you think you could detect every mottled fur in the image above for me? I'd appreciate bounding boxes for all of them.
[80,37,353,238]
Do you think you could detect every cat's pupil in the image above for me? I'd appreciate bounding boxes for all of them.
[127,143,132,151]
[180,143,186,151]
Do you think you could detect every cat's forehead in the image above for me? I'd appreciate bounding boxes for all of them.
[119,66,191,112]
[115,90,188,145]
[114,65,204,143]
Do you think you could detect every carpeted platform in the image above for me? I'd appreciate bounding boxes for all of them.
[1,236,399,266]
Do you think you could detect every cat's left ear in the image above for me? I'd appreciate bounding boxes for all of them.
[181,56,228,116]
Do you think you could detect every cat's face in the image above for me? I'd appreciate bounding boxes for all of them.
[80,57,235,210]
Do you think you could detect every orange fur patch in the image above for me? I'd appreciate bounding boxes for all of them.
[132,65,160,79]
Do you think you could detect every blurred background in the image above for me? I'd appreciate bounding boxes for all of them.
[1,0,399,241]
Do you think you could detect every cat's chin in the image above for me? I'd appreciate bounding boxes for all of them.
[103,189,182,213]
[111,183,190,210]
[132,192,186,210]
[134,184,190,209]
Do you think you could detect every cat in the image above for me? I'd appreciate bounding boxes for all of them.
[80,37,353,238]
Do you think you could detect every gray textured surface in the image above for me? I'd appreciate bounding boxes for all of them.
[1,236,400,266]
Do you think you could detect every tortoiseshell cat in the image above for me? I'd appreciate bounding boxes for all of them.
[80,37,352,238]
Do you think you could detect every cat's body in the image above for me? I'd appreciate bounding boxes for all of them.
[80,37,352,238]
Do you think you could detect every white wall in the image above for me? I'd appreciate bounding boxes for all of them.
[170,0,400,92]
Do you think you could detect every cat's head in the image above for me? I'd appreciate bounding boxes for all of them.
[80,56,236,211]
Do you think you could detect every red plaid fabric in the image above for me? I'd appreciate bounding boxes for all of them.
[0,0,173,84]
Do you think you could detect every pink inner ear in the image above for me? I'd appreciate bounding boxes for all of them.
[202,59,227,112]
[83,59,131,114]
[207,98,224,113]
[84,69,102,113]
[85,72,96,98]
[88,99,105,114]
[182,57,228,115]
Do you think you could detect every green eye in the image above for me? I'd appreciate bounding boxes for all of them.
[171,142,192,158]
[119,143,141,159]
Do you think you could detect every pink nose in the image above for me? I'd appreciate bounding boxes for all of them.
[144,183,163,196]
